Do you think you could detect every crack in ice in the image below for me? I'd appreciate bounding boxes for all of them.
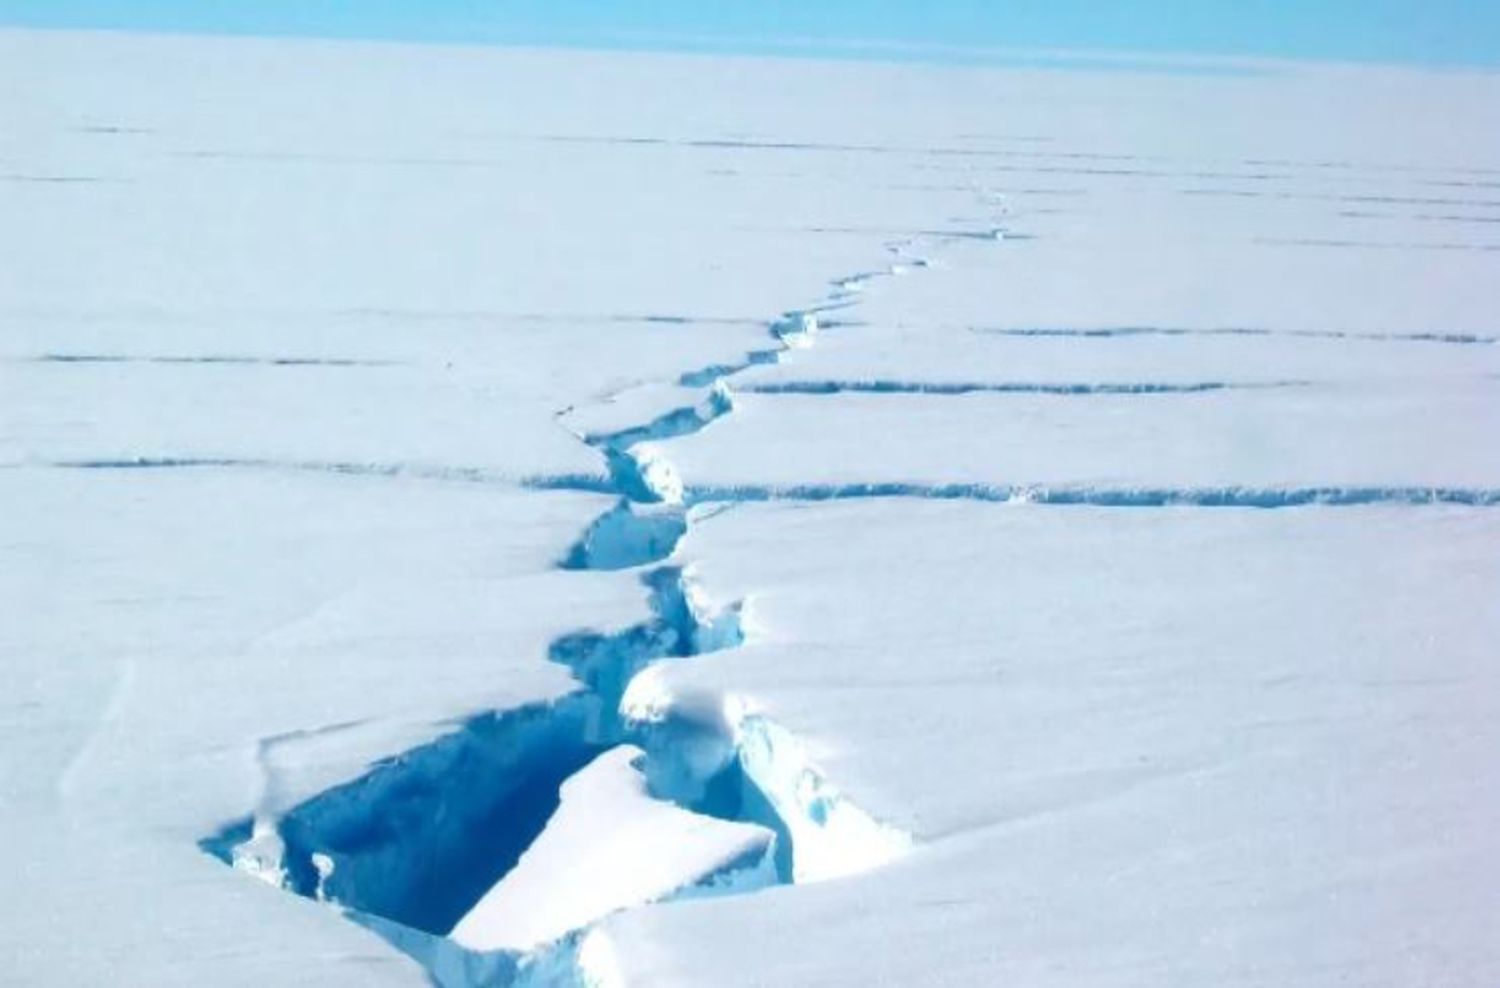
[199,233,940,986]
[198,179,1496,985]
[737,379,1304,396]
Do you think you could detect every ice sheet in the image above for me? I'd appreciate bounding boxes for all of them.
[659,381,1500,496]
[603,500,1500,988]
[4,23,1500,988]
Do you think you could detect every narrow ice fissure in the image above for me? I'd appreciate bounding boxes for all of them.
[529,479,1500,509]
[737,379,1306,396]
[46,456,576,488]
[683,483,1500,508]
[26,353,398,366]
[969,325,1499,344]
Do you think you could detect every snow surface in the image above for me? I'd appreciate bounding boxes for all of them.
[609,501,1500,987]
[3,25,1499,988]
[660,380,1500,495]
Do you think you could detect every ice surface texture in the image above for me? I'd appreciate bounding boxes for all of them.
[4,24,1500,988]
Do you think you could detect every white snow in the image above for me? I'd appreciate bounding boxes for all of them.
[738,322,1500,390]
[660,379,1500,494]
[3,23,1499,988]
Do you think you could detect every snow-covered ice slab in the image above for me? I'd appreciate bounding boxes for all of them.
[601,500,1500,986]
[0,314,786,482]
[738,321,1500,392]
[856,194,1500,339]
[3,354,603,480]
[662,381,1500,496]
[452,745,775,953]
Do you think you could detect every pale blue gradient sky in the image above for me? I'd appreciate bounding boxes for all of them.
[3,1,1498,68]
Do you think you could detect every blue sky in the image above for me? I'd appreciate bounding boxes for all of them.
[3,1,1499,68]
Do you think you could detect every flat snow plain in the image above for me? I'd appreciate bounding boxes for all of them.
[3,28,1498,987]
